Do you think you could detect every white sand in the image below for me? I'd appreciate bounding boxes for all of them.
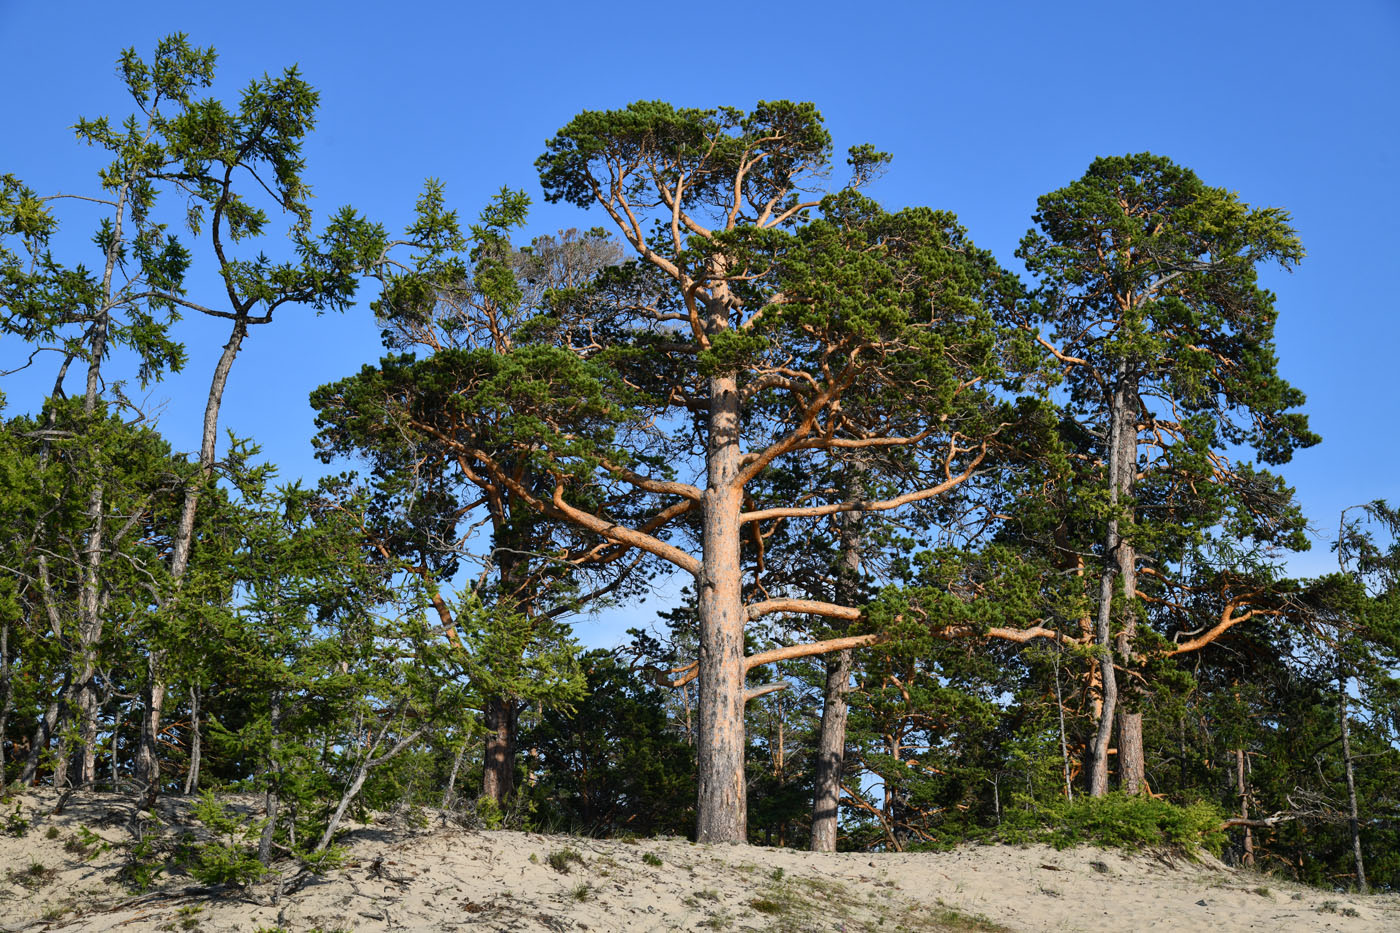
[0,791,1392,932]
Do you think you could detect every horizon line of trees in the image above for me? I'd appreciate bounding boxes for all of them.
[1,35,1396,893]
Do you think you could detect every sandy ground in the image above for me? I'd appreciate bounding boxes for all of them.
[0,791,1393,932]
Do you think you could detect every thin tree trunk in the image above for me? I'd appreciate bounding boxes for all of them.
[257,695,281,866]
[1054,645,1073,802]
[1087,388,1125,796]
[183,686,201,795]
[481,697,518,805]
[441,739,466,810]
[316,724,425,852]
[1338,659,1367,893]
[137,317,248,797]
[1235,747,1254,868]
[0,622,10,784]
[695,363,748,844]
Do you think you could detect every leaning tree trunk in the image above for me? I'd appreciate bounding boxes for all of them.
[1337,657,1367,893]
[135,318,248,799]
[695,365,749,845]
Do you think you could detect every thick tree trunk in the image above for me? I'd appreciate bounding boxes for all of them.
[1338,660,1367,893]
[1117,710,1144,795]
[1114,383,1143,793]
[811,501,864,852]
[695,368,748,844]
[481,697,519,805]
[811,648,852,852]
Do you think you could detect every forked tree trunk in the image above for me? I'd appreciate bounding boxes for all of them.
[695,367,748,845]
[21,693,62,785]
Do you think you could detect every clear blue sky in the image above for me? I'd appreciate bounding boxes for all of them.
[2,0,1397,640]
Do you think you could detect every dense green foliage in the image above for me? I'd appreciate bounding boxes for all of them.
[1,34,1397,895]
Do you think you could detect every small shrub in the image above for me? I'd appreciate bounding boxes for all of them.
[547,847,584,873]
[4,801,28,837]
[184,792,267,888]
[570,881,592,901]
[45,825,60,839]
[66,825,110,859]
[994,793,1226,856]
[119,837,165,893]
[642,851,663,867]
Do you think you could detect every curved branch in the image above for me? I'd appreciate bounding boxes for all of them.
[740,444,988,524]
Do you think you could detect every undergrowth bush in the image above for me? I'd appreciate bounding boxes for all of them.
[992,793,1226,856]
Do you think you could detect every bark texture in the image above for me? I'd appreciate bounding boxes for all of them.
[695,369,748,844]
[481,697,519,805]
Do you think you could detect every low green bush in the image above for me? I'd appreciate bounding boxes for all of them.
[992,793,1226,856]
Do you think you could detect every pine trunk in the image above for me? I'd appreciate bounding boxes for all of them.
[1338,659,1367,893]
[1089,373,1139,796]
[811,648,852,852]
[481,697,518,805]
[695,365,748,844]
[811,500,863,852]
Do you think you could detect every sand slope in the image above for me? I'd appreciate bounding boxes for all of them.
[0,791,1392,932]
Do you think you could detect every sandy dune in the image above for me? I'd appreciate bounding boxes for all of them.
[0,791,1391,932]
